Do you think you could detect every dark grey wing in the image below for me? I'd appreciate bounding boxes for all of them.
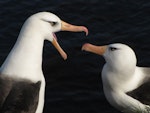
[127,81,150,105]
[0,75,13,109]
[0,79,41,113]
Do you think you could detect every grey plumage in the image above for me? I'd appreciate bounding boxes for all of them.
[0,75,41,113]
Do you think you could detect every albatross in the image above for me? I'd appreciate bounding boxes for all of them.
[82,43,150,113]
[0,12,88,113]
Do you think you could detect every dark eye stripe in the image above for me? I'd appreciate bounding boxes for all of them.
[109,47,117,51]
[50,21,57,26]
[41,19,58,26]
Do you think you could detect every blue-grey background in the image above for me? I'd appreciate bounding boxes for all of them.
[0,0,150,113]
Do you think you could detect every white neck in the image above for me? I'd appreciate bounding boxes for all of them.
[1,28,44,82]
[102,63,137,92]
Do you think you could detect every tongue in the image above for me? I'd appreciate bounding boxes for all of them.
[53,33,57,41]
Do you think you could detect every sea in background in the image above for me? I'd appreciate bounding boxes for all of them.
[0,0,150,113]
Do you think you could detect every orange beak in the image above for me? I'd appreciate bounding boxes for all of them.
[52,37,67,60]
[52,21,88,60]
[82,43,107,55]
[61,21,88,36]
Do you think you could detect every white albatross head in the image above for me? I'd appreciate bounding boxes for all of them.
[22,12,88,60]
[82,43,137,73]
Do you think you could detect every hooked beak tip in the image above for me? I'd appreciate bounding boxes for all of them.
[81,26,89,36]
[81,43,90,51]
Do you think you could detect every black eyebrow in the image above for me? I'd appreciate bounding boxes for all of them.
[109,47,118,51]
[49,21,58,26]
[41,19,58,26]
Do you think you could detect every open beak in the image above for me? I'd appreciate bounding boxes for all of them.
[52,37,67,60]
[52,20,88,60]
[82,43,107,55]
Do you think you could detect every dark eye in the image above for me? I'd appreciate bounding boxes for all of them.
[50,21,57,26]
[109,47,117,51]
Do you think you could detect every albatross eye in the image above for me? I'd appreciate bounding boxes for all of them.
[109,47,117,51]
[49,21,57,26]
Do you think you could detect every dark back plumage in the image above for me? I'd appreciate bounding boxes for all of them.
[127,81,150,105]
[0,75,41,113]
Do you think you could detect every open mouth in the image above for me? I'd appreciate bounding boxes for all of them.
[53,33,57,41]
[51,20,88,60]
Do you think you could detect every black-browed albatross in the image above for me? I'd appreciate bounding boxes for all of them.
[0,12,88,113]
[82,43,150,113]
